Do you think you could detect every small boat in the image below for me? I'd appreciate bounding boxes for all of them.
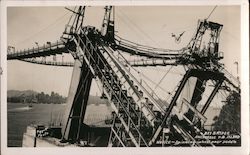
[29,96,37,107]
[28,103,33,108]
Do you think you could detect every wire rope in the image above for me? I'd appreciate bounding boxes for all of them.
[15,10,70,47]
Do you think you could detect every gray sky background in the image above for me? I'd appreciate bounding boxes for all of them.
[7,6,240,98]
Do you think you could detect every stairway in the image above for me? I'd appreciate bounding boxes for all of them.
[69,27,216,147]
[69,28,162,146]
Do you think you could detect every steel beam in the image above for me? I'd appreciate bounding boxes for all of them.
[62,60,93,143]
[201,79,224,115]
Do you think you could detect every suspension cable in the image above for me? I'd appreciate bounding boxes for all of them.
[118,9,161,47]
[206,6,218,20]
[15,10,70,47]
[153,66,173,91]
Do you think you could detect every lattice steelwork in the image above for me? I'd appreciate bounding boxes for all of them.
[7,6,240,147]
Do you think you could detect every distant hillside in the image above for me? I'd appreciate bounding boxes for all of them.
[7,90,109,105]
[7,90,66,104]
[7,90,38,98]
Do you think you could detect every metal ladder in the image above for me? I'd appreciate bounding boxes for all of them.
[70,29,152,146]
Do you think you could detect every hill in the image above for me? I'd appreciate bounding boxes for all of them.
[7,90,38,98]
[7,90,109,105]
[7,90,66,104]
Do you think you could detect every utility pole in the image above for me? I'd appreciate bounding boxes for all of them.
[234,61,239,80]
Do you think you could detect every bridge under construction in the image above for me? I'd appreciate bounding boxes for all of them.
[7,6,241,147]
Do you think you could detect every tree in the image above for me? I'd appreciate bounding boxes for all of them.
[8,90,67,104]
[212,91,240,133]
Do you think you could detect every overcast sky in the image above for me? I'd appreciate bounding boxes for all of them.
[7,6,240,99]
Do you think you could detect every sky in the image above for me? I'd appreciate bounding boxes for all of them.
[7,6,241,99]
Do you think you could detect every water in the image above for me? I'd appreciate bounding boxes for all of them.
[7,102,112,147]
[7,102,220,147]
